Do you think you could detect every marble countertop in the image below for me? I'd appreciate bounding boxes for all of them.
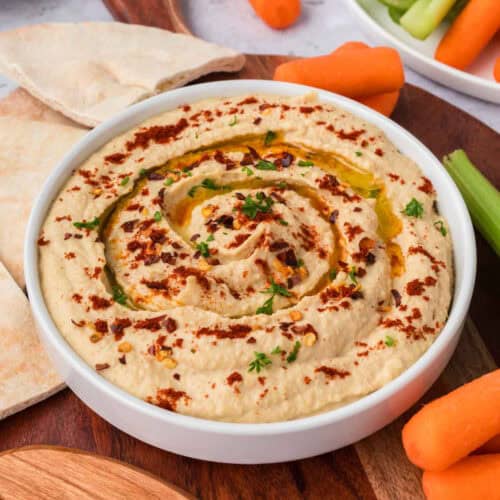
[0,0,498,131]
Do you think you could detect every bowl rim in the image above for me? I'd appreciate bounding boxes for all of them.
[344,0,500,101]
[25,79,476,436]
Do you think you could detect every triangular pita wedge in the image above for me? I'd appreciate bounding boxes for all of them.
[0,116,86,287]
[0,260,64,420]
[0,22,246,127]
[0,88,87,129]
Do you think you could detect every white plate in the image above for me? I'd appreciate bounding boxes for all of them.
[25,80,476,464]
[344,0,500,103]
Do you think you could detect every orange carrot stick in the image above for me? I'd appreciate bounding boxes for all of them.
[422,455,500,500]
[358,91,400,116]
[477,434,500,454]
[494,57,500,82]
[249,0,301,30]
[402,369,500,471]
[435,0,500,70]
[273,47,404,98]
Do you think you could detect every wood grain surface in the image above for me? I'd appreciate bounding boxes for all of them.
[0,2,498,499]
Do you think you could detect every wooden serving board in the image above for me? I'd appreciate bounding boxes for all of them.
[0,2,498,499]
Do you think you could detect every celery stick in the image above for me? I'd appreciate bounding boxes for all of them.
[400,0,457,40]
[443,150,500,256]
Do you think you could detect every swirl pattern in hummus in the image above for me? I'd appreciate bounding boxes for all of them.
[39,94,453,422]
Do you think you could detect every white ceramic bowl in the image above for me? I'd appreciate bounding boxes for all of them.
[25,80,476,464]
[344,0,500,103]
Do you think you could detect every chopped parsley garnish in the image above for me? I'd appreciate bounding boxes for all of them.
[296,258,304,268]
[139,168,147,176]
[73,217,100,230]
[120,176,130,186]
[355,151,363,157]
[188,178,231,197]
[264,130,277,146]
[255,159,277,171]
[402,198,424,218]
[257,278,291,315]
[298,160,314,167]
[276,181,287,189]
[348,266,358,284]
[329,268,338,281]
[112,284,127,305]
[271,346,283,355]
[286,341,301,363]
[368,188,381,198]
[241,192,274,219]
[242,166,254,176]
[229,115,238,126]
[385,335,396,347]
[434,220,447,236]
[164,177,174,186]
[248,352,272,373]
[182,167,193,177]
[154,211,162,222]
[279,219,289,226]
[256,296,274,315]
[196,234,214,258]
[206,234,215,242]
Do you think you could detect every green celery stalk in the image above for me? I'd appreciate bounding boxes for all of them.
[400,0,457,39]
[443,150,500,256]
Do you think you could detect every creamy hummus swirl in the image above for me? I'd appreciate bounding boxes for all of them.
[39,94,453,422]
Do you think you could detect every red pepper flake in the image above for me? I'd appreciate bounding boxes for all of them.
[344,222,363,242]
[181,104,191,112]
[418,176,434,194]
[408,246,445,271]
[227,371,243,386]
[195,324,251,340]
[227,233,250,249]
[253,117,262,125]
[89,295,112,310]
[388,173,400,182]
[304,376,312,385]
[134,315,167,332]
[165,317,178,333]
[336,128,365,141]
[37,236,50,246]
[374,148,384,157]
[406,279,424,296]
[125,118,189,151]
[118,355,126,365]
[94,320,108,333]
[95,363,110,371]
[238,97,258,105]
[174,338,184,348]
[258,376,266,386]
[147,388,191,411]
[55,215,72,222]
[314,366,351,379]
[71,319,85,327]
[246,336,257,344]
[173,373,181,380]
[111,318,132,340]
[104,152,129,164]
[424,276,437,286]
[72,293,83,303]
[64,233,72,240]
[64,252,76,260]
[299,106,315,114]
[121,219,138,233]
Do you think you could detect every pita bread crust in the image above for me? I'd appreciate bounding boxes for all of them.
[0,88,87,128]
[0,116,85,287]
[0,260,64,420]
[0,22,245,127]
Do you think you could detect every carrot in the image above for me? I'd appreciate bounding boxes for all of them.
[402,369,500,471]
[477,434,500,454]
[422,455,500,500]
[249,0,301,30]
[494,57,500,82]
[435,0,500,70]
[358,91,400,116]
[273,47,404,99]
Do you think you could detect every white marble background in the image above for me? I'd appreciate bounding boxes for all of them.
[0,0,498,131]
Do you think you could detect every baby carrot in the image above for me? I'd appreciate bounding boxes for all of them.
[249,0,301,30]
[402,369,500,471]
[494,57,500,82]
[273,47,404,99]
[358,91,400,116]
[435,0,500,69]
[422,455,500,500]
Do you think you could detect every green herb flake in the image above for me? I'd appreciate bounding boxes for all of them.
[402,198,424,218]
[112,285,127,305]
[196,241,210,258]
[189,178,230,197]
[296,258,304,268]
[329,268,338,281]
[73,217,100,230]
[241,193,274,219]
[368,188,380,199]
[271,346,283,355]
[385,336,396,347]
[286,341,301,363]
[355,151,363,157]
[164,177,174,186]
[120,176,130,186]
[348,266,358,284]
[434,220,447,236]
[154,211,162,222]
[229,115,238,126]
[279,219,289,226]
[139,168,147,176]
[248,352,272,373]
[242,166,254,176]
[262,278,292,298]
[206,234,215,242]
[255,159,277,171]
[256,296,274,315]
[298,160,314,167]
[264,130,277,146]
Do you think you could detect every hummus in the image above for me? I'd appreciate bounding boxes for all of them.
[39,94,453,422]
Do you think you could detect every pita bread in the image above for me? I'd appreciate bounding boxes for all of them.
[0,117,85,287]
[0,22,245,127]
[0,88,87,128]
[0,260,64,420]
